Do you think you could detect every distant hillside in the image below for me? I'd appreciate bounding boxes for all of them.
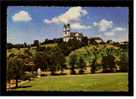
[66,44,120,66]
[7,43,57,57]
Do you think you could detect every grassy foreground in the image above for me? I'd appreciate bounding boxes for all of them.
[13,73,128,91]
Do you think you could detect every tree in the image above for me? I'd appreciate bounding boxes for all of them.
[117,50,128,72]
[84,46,99,74]
[58,42,70,56]
[78,57,86,74]
[23,48,35,73]
[7,43,13,49]
[33,46,66,75]
[54,48,66,74]
[102,55,115,72]
[67,37,81,50]
[24,48,32,57]
[68,53,77,74]
[81,36,88,46]
[24,42,27,47]
[33,40,40,48]
[7,55,26,88]
[47,46,65,75]
[101,48,116,72]
[107,40,113,44]
[33,51,48,71]
[91,58,97,74]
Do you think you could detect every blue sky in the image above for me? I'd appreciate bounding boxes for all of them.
[7,6,128,44]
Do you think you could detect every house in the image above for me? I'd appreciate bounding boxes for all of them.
[88,37,104,44]
[63,24,83,42]
[120,41,128,45]
[107,40,114,44]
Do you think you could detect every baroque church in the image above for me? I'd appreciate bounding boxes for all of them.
[63,24,83,42]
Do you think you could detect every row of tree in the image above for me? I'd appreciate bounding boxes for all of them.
[68,46,128,74]
[7,36,126,49]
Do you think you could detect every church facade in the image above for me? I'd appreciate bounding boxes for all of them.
[63,24,83,42]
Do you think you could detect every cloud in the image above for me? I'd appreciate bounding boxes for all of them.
[102,26,128,42]
[93,19,113,32]
[12,10,32,22]
[44,6,88,24]
[104,32,114,36]
[71,23,91,30]
[104,27,127,36]
[118,36,128,41]
[111,27,126,32]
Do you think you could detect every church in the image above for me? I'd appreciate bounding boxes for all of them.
[63,24,83,42]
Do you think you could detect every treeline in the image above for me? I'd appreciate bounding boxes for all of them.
[7,38,63,49]
[7,36,127,50]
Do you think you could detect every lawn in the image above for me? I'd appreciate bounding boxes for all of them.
[13,73,128,91]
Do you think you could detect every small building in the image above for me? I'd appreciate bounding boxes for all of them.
[107,40,114,44]
[63,24,83,42]
[88,37,104,44]
[120,41,128,45]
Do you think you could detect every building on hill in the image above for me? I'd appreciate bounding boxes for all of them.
[120,41,128,45]
[107,40,114,44]
[88,37,104,44]
[63,24,83,42]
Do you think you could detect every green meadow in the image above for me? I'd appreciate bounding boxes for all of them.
[13,73,128,91]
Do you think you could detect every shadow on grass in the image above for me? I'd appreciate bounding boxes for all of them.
[10,85,32,89]
[51,73,67,76]
[17,86,32,88]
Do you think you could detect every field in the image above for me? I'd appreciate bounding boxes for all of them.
[13,73,128,91]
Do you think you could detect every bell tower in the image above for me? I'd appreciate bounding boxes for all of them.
[63,24,70,36]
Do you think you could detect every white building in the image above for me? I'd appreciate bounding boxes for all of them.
[63,24,83,42]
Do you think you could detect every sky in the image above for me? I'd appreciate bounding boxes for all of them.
[7,6,128,44]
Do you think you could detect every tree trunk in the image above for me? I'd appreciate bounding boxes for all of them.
[61,67,64,74]
[70,66,76,74]
[79,69,84,74]
[16,79,18,88]
[91,67,96,74]
[51,68,55,75]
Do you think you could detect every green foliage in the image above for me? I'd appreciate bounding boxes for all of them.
[102,55,116,72]
[78,57,86,74]
[117,49,128,72]
[33,51,48,71]
[91,58,97,74]
[33,40,40,48]
[48,46,65,75]
[24,48,32,57]
[101,48,116,72]
[21,73,36,81]
[58,42,70,56]
[68,53,77,74]
[68,45,126,73]
[7,55,26,87]
[33,46,66,75]
[7,40,128,75]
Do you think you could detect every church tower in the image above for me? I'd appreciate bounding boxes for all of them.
[64,24,70,36]
[63,24,71,42]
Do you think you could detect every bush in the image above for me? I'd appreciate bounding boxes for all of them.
[40,73,47,76]
[22,73,35,81]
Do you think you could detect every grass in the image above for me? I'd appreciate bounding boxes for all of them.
[13,73,128,91]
